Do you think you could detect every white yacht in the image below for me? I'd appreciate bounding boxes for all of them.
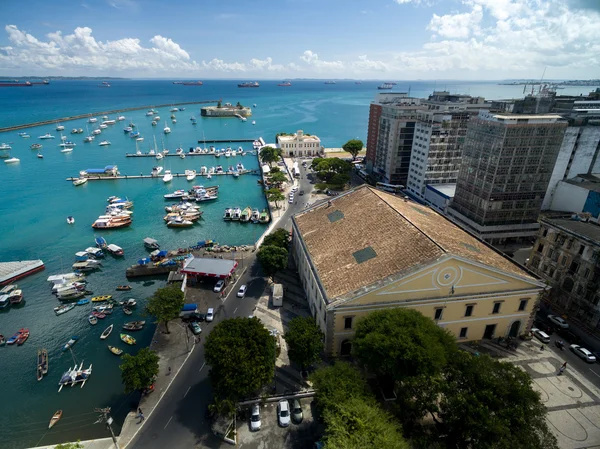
[92,129,102,135]
[56,123,65,131]
[39,133,55,139]
[4,157,20,164]
[0,143,12,150]
[156,153,163,160]
[200,166,207,175]
[136,137,144,142]
[73,178,88,186]
[185,170,196,181]
[154,116,161,121]
[102,119,116,125]
[99,141,111,146]
[84,135,95,143]
[163,170,173,183]
[164,125,171,134]
[60,147,73,153]
[117,115,125,121]
[172,118,177,123]
[99,124,108,129]
[252,121,256,125]
[88,117,98,123]
[151,166,163,176]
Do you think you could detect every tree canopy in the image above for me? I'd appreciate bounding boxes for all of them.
[260,146,282,167]
[342,139,364,160]
[55,442,84,449]
[262,227,290,250]
[436,351,558,449]
[204,317,277,401]
[257,244,288,278]
[283,316,324,369]
[265,187,285,208]
[311,158,353,188]
[145,283,185,333]
[310,362,372,413]
[120,347,160,393]
[268,170,288,186]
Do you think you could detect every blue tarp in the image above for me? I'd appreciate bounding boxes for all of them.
[156,250,168,257]
[86,168,106,173]
[137,258,150,265]
[181,304,197,311]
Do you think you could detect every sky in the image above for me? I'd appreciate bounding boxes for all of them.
[0,0,599,80]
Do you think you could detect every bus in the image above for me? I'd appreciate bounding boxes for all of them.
[376,182,404,194]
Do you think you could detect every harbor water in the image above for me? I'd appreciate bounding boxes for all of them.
[0,80,595,449]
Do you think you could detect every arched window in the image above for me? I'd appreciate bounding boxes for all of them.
[508,320,521,338]
[340,340,352,357]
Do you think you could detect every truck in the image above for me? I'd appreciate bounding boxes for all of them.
[272,283,283,307]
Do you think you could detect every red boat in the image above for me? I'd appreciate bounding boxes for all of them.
[278,82,292,87]
[92,311,106,319]
[16,328,30,345]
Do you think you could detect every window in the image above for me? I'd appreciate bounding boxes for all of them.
[459,327,468,338]
[492,302,501,314]
[344,317,353,330]
[536,243,544,253]
[584,268,591,279]
[434,308,443,320]
[561,256,567,266]
[518,299,528,311]
[579,245,585,255]
[465,305,474,317]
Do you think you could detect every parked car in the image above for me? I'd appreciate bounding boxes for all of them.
[291,399,303,424]
[237,285,247,298]
[189,322,202,335]
[250,404,261,431]
[213,280,225,293]
[206,308,214,322]
[548,315,569,329]
[181,312,205,323]
[277,400,291,427]
[570,344,597,363]
[532,328,551,344]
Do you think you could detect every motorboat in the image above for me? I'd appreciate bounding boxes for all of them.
[123,127,133,133]
[259,209,271,224]
[56,124,65,131]
[62,336,78,352]
[0,143,12,150]
[92,129,102,135]
[231,207,242,220]
[100,324,113,340]
[85,247,104,258]
[84,135,95,143]
[223,208,233,220]
[185,170,196,181]
[60,147,73,153]
[107,244,124,256]
[164,189,186,199]
[73,178,87,186]
[99,124,108,129]
[166,217,194,227]
[4,157,20,164]
[152,121,158,126]
[118,115,125,121]
[130,131,140,138]
[251,208,260,223]
[95,236,108,249]
[143,237,160,250]
[151,166,163,176]
[154,116,161,121]
[102,119,116,125]
[88,117,97,123]
[9,289,23,304]
[163,170,173,183]
[156,152,163,160]
[237,163,245,171]
[99,141,111,146]
[7,329,27,345]
[54,303,75,316]
[240,206,252,222]
[37,153,43,158]
[16,329,30,345]
[136,137,144,142]
[31,143,42,150]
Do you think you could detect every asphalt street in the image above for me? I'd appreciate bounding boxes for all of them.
[128,163,314,449]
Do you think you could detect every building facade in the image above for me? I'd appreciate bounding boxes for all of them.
[292,185,545,357]
[447,111,567,242]
[527,217,600,328]
[276,130,321,158]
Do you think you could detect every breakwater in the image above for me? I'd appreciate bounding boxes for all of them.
[0,100,219,133]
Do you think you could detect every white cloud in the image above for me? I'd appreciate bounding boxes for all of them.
[427,5,483,39]
[352,55,389,72]
[300,50,345,71]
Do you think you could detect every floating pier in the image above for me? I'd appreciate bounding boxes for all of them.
[125,151,256,158]
[126,264,178,278]
[197,138,256,144]
[0,260,45,285]
[66,170,259,181]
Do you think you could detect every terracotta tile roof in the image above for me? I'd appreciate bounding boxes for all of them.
[293,185,536,302]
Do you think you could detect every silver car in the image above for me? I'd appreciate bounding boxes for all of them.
[277,399,290,427]
[570,344,597,363]
[291,399,303,424]
[250,404,261,431]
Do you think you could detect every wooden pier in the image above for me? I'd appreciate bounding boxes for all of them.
[66,170,259,181]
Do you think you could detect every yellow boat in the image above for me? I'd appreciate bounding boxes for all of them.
[120,333,136,345]
[91,295,112,302]
[108,345,123,356]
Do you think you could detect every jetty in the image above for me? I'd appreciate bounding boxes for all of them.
[66,170,259,181]
[0,260,45,285]
[0,100,220,133]
[126,264,178,278]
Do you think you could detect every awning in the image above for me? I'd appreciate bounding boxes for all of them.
[181,256,238,279]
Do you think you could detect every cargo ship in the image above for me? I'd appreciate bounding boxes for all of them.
[181,81,203,86]
[238,81,260,88]
[277,81,292,86]
[0,81,32,87]
[377,83,394,90]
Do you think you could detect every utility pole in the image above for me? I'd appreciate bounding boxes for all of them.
[95,407,121,449]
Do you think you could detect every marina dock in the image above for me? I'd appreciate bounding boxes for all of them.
[196,138,256,143]
[126,264,178,278]
[125,150,257,158]
[66,170,259,181]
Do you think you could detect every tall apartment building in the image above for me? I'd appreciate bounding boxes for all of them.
[527,216,600,327]
[447,110,567,243]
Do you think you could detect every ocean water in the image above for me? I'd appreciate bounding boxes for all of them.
[0,79,596,449]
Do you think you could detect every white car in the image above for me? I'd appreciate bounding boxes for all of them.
[277,399,291,427]
[291,186,298,192]
[548,315,569,329]
[570,344,597,363]
[250,404,261,431]
[237,285,247,298]
[213,280,225,293]
[206,308,214,322]
[532,328,550,344]
[288,197,294,204]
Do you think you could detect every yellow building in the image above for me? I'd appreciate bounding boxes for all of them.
[291,185,546,357]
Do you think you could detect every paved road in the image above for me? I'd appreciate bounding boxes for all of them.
[128,163,314,449]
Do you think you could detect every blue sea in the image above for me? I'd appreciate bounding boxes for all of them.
[0,79,595,449]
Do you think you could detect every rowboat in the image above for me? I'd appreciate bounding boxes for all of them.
[88,315,98,325]
[108,345,123,356]
[120,333,136,345]
[17,329,30,345]
[49,410,62,429]
[37,349,48,381]
[76,298,90,305]
[123,307,132,316]
[91,295,112,302]
[54,303,76,315]
[120,298,137,307]
[116,285,132,291]
[100,324,113,340]
[123,321,145,331]
[91,311,106,319]
[7,328,25,345]
[62,336,78,352]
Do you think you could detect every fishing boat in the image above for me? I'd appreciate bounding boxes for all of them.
[85,247,105,258]
[123,321,145,331]
[143,237,160,250]
[7,329,25,345]
[166,217,193,228]
[31,143,42,150]
[72,178,87,186]
[223,208,233,220]
[100,324,113,340]
[93,304,113,314]
[17,329,30,346]
[120,334,136,345]
[92,217,132,229]
[37,349,48,381]
[231,207,242,221]
[91,295,112,302]
[54,303,76,315]
[76,298,90,305]
[49,410,62,429]
[164,189,186,199]
[9,289,23,304]
[106,244,124,256]
[240,206,252,222]
[259,209,271,224]
[62,336,78,352]
[108,345,123,356]
[95,236,108,249]
[123,307,132,316]
[116,285,132,291]
[88,315,98,325]
[91,311,106,319]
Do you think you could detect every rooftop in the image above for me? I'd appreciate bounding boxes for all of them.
[426,183,456,199]
[181,256,238,279]
[543,218,600,244]
[277,130,320,142]
[293,185,536,302]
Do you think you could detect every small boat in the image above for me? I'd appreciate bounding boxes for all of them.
[60,147,73,153]
[164,189,186,199]
[88,315,98,325]
[7,329,25,345]
[88,117,98,123]
[100,324,113,340]
[92,311,106,319]
[107,244,124,256]
[143,237,159,250]
[120,333,136,345]
[116,285,132,291]
[91,295,112,302]
[30,143,42,150]
[163,170,173,183]
[0,335,5,345]
[37,153,43,158]
[39,133,55,139]
[4,157,20,164]
[251,209,260,223]
[9,289,23,304]
[240,206,252,222]
[186,169,196,181]
[37,349,48,381]
[76,298,90,305]
[223,208,233,220]
[164,125,171,134]
[167,218,193,228]
[16,329,30,345]
[95,236,108,249]
[73,178,87,186]
[54,303,76,315]
[49,410,63,429]
[232,207,242,221]
[120,298,137,307]
[108,345,123,356]
[156,152,163,160]
[99,141,111,146]
[123,307,132,316]
[151,166,163,177]
[259,209,271,224]
[62,336,78,351]
[123,321,145,331]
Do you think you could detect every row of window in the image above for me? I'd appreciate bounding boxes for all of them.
[281,142,320,148]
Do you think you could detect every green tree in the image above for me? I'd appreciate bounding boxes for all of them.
[262,228,290,250]
[323,397,409,449]
[145,283,185,333]
[330,173,350,187]
[120,347,160,393]
[205,317,277,401]
[55,442,84,449]
[437,351,558,449]
[256,245,288,279]
[342,139,364,160]
[310,362,371,414]
[260,146,282,167]
[269,170,288,186]
[266,187,285,208]
[284,316,324,369]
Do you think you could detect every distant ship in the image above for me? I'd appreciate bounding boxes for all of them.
[324,81,336,85]
[355,81,362,84]
[377,83,393,90]
[277,81,292,87]
[99,81,111,88]
[0,81,32,87]
[181,81,203,86]
[238,81,260,88]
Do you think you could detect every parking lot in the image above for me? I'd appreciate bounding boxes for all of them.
[236,397,319,449]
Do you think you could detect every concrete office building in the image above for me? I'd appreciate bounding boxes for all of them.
[447,110,567,243]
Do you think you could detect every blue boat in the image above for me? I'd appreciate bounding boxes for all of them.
[76,298,90,306]
[130,131,140,138]
[62,336,78,352]
[95,237,107,249]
